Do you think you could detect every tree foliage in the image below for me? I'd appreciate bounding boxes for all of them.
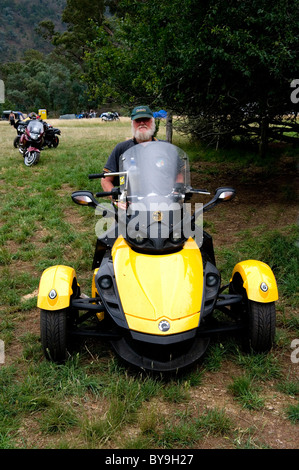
[37,0,107,67]
[0,0,108,115]
[0,50,89,115]
[84,0,299,152]
[0,0,66,63]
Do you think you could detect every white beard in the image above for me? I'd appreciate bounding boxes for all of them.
[132,119,156,142]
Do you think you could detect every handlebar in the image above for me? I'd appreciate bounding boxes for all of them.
[95,188,120,198]
[88,173,107,179]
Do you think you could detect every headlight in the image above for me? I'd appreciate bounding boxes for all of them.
[30,132,38,140]
[98,275,113,289]
[206,274,218,287]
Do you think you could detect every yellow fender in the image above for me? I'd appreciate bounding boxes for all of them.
[231,260,278,303]
[37,265,77,311]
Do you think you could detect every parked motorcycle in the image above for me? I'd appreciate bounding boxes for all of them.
[19,119,44,166]
[13,119,28,148]
[37,141,278,372]
[100,112,119,121]
[43,122,61,148]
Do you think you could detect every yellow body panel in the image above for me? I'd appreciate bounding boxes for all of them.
[92,268,105,321]
[37,265,77,311]
[231,260,278,302]
[112,237,203,335]
[92,268,99,297]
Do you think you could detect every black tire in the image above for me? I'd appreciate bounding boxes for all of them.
[40,309,68,362]
[53,136,59,148]
[13,136,20,148]
[229,273,276,352]
[24,151,40,166]
[247,300,276,353]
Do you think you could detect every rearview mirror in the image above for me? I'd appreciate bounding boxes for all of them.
[71,191,99,207]
[201,187,236,214]
[215,187,236,201]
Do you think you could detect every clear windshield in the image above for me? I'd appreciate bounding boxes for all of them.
[27,120,43,134]
[119,141,190,200]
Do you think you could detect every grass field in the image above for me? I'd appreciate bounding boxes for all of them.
[0,117,298,449]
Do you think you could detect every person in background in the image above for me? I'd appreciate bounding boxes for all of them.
[9,111,15,126]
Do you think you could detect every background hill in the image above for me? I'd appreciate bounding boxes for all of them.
[0,0,66,63]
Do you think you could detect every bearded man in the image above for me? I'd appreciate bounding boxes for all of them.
[101,106,157,194]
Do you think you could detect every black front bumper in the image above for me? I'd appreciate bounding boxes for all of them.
[110,334,210,372]
[69,293,245,372]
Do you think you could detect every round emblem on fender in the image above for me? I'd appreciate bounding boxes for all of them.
[158,320,170,332]
[48,289,57,299]
[153,210,163,222]
[260,282,268,292]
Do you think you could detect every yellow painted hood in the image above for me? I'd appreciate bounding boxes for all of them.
[112,237,204,335]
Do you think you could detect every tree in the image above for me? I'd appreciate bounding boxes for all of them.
[37,0,106,67]
[0,51,89,115]
[84,0,299,153]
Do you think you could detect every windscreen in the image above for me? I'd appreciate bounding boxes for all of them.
[27,120,43,134]
[119,141,190,200]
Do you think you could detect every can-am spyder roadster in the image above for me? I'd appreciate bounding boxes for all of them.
[37,141,278,372]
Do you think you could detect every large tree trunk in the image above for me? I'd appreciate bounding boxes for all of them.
[166,112,173,143]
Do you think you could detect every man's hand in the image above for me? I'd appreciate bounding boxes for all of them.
[114,201,127,210]
[101,174,115,193]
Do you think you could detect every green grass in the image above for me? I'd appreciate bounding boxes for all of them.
[286,403,299,424]
[277,379,299,397]
[234,352,282,382]
[227,375,264,410]
[0,118,298,449]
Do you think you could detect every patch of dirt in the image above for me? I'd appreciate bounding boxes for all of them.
[189,367,298,449]
[191,155,298,247]
[4,308,40,365]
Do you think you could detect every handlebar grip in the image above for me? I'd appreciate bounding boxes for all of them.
[88,173,107,179]
[95,191,113,197]
[96,188,120,198]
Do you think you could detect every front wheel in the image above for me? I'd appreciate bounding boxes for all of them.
[53,136,59,148]
[13,136,20,148]
[24,151,40,166]
[40,309,68,362]
[246,300,276,353]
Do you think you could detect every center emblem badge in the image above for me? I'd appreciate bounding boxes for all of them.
[153,210,163,222]
[158,320,170,332]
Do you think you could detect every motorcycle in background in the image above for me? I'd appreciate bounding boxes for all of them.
[43,122,61,148]
[19,119,44,166]
[14,119,61,151]
[13,119,28,148]
[100,112,119,121]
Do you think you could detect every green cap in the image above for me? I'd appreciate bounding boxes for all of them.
[131,105,153,120]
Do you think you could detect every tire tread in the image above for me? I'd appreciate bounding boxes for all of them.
[40,309,67,362]
[249,301,276,352]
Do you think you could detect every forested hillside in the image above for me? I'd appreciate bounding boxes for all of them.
[0,0,297,151]
[0,0,66,62]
